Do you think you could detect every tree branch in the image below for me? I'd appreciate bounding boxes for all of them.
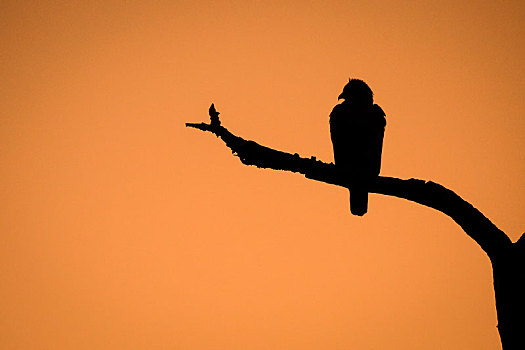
[186,106,512,259]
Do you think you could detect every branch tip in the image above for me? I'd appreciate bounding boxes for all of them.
[209,103,221,126]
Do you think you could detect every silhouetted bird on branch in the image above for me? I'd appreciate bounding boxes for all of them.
[330,79,386,215]
[186,84,520,349]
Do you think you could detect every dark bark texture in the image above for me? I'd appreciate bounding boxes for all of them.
[186,105,524,349]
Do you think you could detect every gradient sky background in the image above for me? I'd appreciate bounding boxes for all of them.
[1,1,524,349]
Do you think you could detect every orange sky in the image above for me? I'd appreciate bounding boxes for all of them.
[1,1,524,349]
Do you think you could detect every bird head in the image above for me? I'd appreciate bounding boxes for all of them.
[338,79,374,105]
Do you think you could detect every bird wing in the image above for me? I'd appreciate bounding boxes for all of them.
[329,104,353,169]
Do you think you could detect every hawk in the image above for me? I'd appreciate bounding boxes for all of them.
[329,79,386,216]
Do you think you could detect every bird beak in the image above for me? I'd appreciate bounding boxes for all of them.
[338,93,344,100]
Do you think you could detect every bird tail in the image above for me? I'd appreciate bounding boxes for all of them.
[349,188,368,216]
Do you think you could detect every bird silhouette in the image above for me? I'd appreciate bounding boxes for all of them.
[329,79,386,215]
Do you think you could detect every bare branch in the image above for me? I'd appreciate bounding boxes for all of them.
[186,107,512,259]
